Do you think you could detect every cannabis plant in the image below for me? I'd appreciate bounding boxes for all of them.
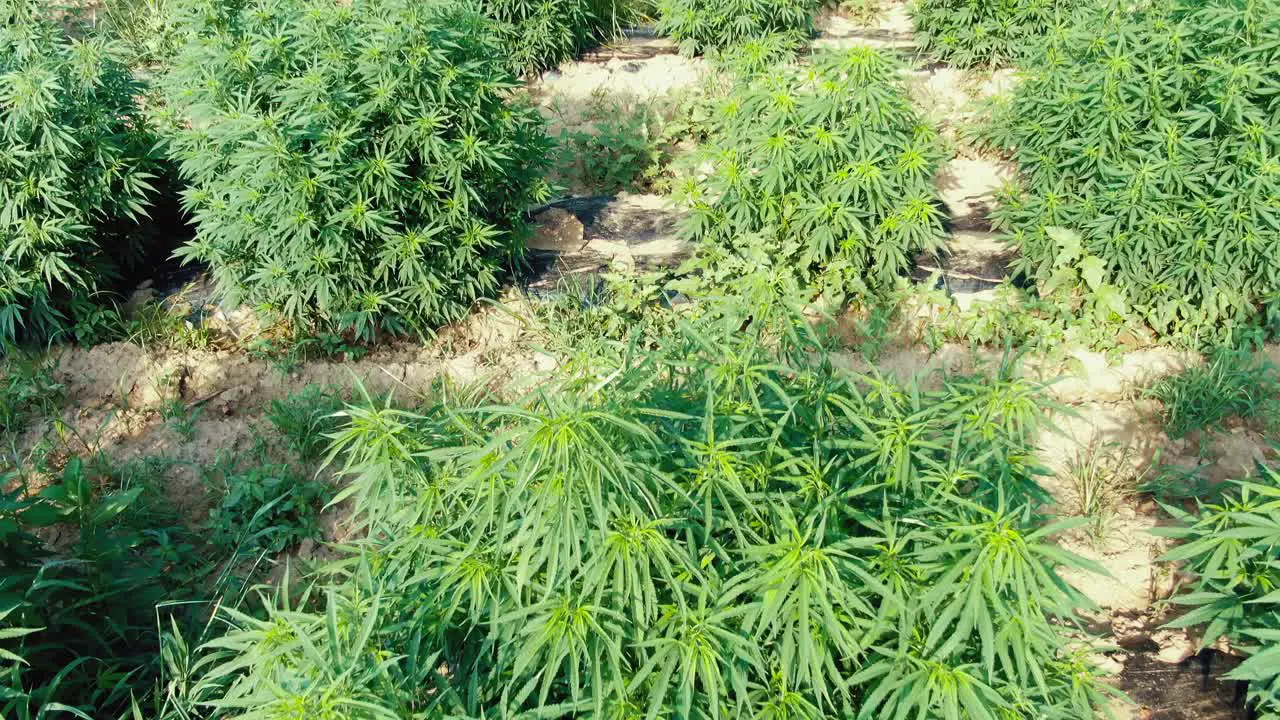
[0,0,160,342]
[655,0,819,55]
[483,0,632,74]
[173,288,1116,718]
[160,0,553,340]
[1156,465,1280,718]
[910,0,1084,67]
[986,0,1280,345]
[678,47,946,299]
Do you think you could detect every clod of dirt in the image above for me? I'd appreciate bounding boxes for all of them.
[1209,430,1271,483]
[529,207,588,252]
[1032,349,1200,403]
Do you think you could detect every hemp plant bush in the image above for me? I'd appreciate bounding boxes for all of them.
[483,0,632,74]
[678,47,946,299]
[910,0,1084,68]
[656,0,819,55]
[986,0,1280,346]
[161,0,552,341]
[166,287,1117,718]
[1157,464,1280,718]
[0,0,160,342]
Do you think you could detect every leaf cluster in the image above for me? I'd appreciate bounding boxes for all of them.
[482,0,636,74]
[0,351,63,439]
[909,0,1084,68]
[206,460,326,555]
[159,0,554,341]
[0,456,206,719]
[551,93,669,195]
[1146,348,1280,439]
[0,0,161,342]
[677,48,947,301]
[169,296,1116,719]
[985,0,1280,346]
[655,0,819,56]
[1156,464,1280,719]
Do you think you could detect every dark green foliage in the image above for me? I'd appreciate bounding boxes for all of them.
[0,456,204,718]
[483,0,632,74]
[655,0,819,55]
[0,0,161,342]
[166,289,1116,718]
[910,0,1083,67]
[986,0,1280,345]
[1156,465,1280,718]
[265,384,346,464]
[678,47,946,299]
[551,94,667,194]
[206,461,325,554]
[0,352,62,438]
[1146,349,1280,439]
[160,0,553,341]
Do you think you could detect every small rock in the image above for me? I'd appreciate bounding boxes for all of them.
[533,352,557,373]
[1153,630,1196,664]
[528,207,587,252]
[1092,653,1124,676]
[1211,432,1267,482]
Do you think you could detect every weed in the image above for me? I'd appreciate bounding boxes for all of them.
[160,397,201,442]
[102,0,179,68]
[0,352,63,438]
[550,92,668,195]
[1066,440,1141,544]
[206,461,326,556]
[248,331,371,375]
[0,454,208,718]
[839,0,885,23]
[1146,349,1280,439]
[125,299,215,351]
[264,385,346,464]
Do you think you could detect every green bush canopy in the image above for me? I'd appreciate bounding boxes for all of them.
[679,48,946,299]
[161,0,552,340]
[0,0,160,342]
[988,0,1280,345]
[656,0,820,55]
[160,295,1117,718]
[911,0,1084,68]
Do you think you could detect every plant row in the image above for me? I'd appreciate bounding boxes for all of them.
[134,295,1119,719]
[7,0,1280,350]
